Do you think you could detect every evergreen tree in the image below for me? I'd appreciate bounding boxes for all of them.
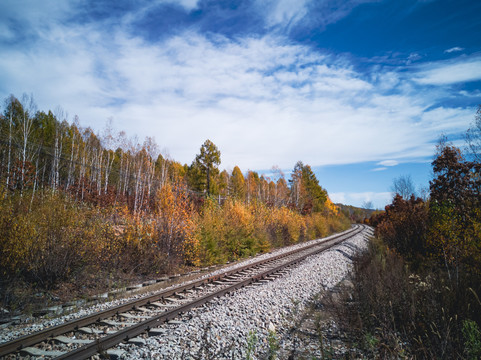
[289,161,327,214]
[192,139,221,195]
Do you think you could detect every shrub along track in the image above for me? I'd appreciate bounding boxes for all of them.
[0,225,366,360]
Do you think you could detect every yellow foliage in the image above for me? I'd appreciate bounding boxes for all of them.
[190,198,350,266]
[0,191,106,286]
[325,196,339,216]
[0,185,351,288]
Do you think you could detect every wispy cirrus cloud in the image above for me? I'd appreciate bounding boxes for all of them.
[0,0,76,38]
[0,20,476,170]
[255,0,378,33]
[414,57,481,85]
[444,46,464,53]
[378,160,399,167]
[260,0,310,28]
[372,159,398,171]
[0,0,478,174]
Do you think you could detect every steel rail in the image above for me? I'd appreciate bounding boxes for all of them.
[0,225,364,358]
[56,224,366,360]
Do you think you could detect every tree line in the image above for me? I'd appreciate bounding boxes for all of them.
[0,94,331,215]
[0,94,348,307]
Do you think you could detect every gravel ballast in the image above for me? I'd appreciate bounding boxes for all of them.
[0,227,359,344]
[121,226,373,359]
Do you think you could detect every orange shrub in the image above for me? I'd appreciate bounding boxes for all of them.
[190,198,350,266]
[0,191,104,288]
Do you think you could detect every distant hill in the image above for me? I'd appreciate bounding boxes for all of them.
[336,203,378,223]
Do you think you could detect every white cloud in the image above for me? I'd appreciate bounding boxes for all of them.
[444,46,464,53]
[330,192,392,209]
[406,52,422,64]
[378,160,399,167]
[174,0,199,10]
[263,0,310,28]
[0,0,76,36]
[460,89,481,97]
[419,106,474,133]
[329,192,346,204]
[255,0,378,32]
[145,0,200,11]
[0,4,476,173]
[414,58,481,85]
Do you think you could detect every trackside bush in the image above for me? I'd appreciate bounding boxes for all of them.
[191,198,349,266]
[375,194,429,264]
[0,187,350,308]
[332,236,481,359]
[0,191,104,288]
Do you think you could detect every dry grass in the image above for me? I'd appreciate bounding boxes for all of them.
[327,236,481,359]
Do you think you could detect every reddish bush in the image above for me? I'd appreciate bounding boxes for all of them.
[376,195,429,261]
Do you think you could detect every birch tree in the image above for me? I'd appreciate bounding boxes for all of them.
[391,175,416,200]
[143,136,159,200]
[66,118,81,191]
[4,95,15,191]
[19,93,37,192]
[50,107,67,191]
[101,119,116,195]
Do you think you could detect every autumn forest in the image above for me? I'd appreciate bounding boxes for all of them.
[0,94,349,307]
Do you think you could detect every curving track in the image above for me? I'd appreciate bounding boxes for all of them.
[0,224,369,360]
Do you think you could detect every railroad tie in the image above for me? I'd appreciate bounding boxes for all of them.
[78,327,103,334]
[118,313,151,320]
[135,306,151,312]
[100,319,136,327]
[19,347,66,357]
[128,337,146,345]
[225,275,240,280]
[52,335,92,345]
[164,297,179,303]
[148,328,167,336]
[150,301,176,308]
[106,349,127,360]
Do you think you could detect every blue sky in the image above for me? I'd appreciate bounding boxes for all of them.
[1,0,480,208]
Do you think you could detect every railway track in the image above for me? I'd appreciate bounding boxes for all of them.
[0,224,368,360]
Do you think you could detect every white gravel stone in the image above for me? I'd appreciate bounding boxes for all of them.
[121,226,372,359]
[0,227,362,345]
